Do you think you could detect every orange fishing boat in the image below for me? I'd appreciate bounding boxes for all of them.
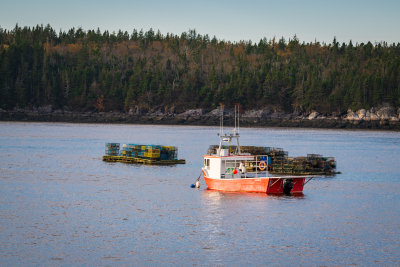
[201,105,311,194]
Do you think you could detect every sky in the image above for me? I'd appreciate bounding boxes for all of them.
[1,0,400,44]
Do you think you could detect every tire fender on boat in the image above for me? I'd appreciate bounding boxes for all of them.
[283,178,294,194]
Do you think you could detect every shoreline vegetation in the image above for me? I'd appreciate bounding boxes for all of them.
[0,24,399,130]
[1,104,399,130]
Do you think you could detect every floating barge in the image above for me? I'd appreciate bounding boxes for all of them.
[102,155,185,165]
[102,143,185,165]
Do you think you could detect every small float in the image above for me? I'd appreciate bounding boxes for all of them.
[201,105,313,194]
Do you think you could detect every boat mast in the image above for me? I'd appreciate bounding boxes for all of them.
[218,104,224,152]
[217,104,242,156]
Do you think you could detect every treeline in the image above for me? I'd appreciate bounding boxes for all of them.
[0,24,399,113]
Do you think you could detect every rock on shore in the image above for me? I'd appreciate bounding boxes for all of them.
[1,104,400,130]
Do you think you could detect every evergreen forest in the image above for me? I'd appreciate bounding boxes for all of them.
[0,24,399,113]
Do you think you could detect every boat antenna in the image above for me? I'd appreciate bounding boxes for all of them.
[237,103,240,134]
[219,103,224,136]
[233,103,240,135]
[234,103,241,154]
[234,104,237,131]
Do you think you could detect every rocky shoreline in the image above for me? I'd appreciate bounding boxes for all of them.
[1,105,400,130]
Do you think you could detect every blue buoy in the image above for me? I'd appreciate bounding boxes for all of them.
[190,184,195,188]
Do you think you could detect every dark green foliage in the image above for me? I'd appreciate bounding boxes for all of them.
[0,24,399,112]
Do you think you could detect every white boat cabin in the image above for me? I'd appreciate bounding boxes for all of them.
[204,148,269,179]
[203,104,270,180]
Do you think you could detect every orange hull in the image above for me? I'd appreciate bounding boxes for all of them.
[203,170,305,194]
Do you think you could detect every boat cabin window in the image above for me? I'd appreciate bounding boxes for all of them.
[204,159,210,167]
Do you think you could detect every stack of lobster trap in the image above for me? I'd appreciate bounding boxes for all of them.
[103,143,184,165]
[105,143,120,156]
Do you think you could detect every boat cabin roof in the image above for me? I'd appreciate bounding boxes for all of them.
[204,154,254,161]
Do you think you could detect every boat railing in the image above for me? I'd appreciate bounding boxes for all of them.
[222,155,270,179]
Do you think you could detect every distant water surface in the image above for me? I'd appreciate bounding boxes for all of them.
[0,122,400,265]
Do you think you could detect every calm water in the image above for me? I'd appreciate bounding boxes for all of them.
[0,122,400,266]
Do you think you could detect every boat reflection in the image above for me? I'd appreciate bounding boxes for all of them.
[197,188,306,262]
[201,188,305,200]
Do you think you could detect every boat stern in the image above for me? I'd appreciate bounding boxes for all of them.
[266,177,305,194]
